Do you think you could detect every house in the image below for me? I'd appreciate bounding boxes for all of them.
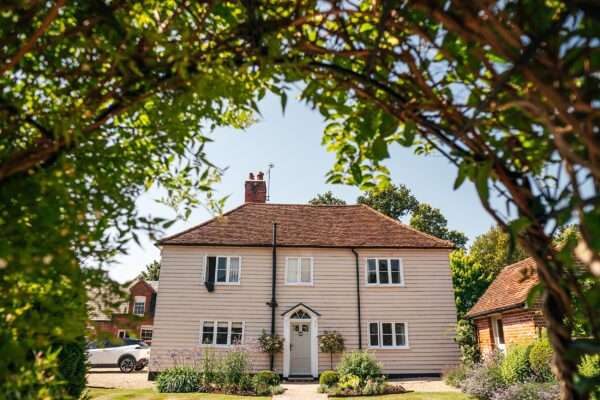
[149,172,460,379]
[466,257,545,355]
[88,278,159,345]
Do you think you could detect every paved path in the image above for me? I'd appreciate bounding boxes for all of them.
[87,368,153,389]
[392,377,460,392]
[274,383,326,400]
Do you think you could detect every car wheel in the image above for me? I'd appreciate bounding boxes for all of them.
[119,356,136,373]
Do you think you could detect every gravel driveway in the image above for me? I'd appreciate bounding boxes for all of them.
[87,368,154,389]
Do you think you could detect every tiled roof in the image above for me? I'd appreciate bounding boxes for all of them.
[466,257,538,318]
[159,203,454,249]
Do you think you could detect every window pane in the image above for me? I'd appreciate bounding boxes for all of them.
[395,323,406,346]
[367,259,377,284]
[382,323,393,346]
[216,257,227,282]
[141,329,153,341]
[496,320,505,345]
[369,323,379,346]
[287,258,299,283]
[378,259,389,284]
[300,258,311,282]
[231,322,243,345]
[202,322,214,344]
[229,257,240,283]
[133,301,145,315]
[216,322,228,345]
[390,260,401,284]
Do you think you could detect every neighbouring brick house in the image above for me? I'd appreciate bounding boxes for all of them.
[88,279,159,345]
[466,257,545,355]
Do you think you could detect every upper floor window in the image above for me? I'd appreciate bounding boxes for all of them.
[366,258,404,286]
[368,321,408,348]
[201,321,244,346]
[285,257,313,285]
[207,256,241,284]
[133,296,146,316]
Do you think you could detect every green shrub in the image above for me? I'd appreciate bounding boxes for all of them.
[252,370,280,395]
[528,337,555,382]
[443,364,467,388]
[58,338,87,398]
[361,378,386,395]
[219,349,252,392]
[579,354,600,400]
[499,343,533,384]
[579,354,600,377]
[337,351,382,384]
[270,385,285,395]
[200,348,219,386]
[156,366,201,393]
[319,370,339,387]
[257,330,284,354]
[338,374,361,391]
[253,370,280,386]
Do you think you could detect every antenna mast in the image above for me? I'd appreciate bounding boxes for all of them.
[267,163,274,201]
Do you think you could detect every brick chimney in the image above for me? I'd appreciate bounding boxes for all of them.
[245,171,267,203]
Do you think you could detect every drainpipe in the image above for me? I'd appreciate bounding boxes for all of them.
[351,249,362,349]
[268,223,278,370]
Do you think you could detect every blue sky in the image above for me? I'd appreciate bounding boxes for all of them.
[108,93,496,282]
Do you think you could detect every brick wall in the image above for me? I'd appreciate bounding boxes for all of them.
[475,317,494,356]
[474,307,541,356]
[90,280,156,343]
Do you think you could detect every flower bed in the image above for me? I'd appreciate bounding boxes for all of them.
[156,348,284,396]
[317,351,407,397]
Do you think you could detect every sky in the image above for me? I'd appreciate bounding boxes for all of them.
[107,92,497,282]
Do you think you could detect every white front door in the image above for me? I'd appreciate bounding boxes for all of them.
[290,322,311,375]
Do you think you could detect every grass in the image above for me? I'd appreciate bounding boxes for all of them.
[88,388,470,400]
[87,388,271,400]
[344,393,470,400]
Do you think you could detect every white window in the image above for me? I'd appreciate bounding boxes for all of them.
[201,321,244,346]
[207,256,241,284]
[140,326,153,341]
[285,257,313,285]
[492,317,506,353]
[118,301,129,314]
[133,296,146,316]
[368,322,409,348]
[366,258,404,286]
[117,329,128,339]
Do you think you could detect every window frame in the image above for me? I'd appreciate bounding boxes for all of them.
[140,325,153,341]
[132,296,146,316]
[367,321,409,349]
[199,320,245,347]
[365,258,405,286]
[284,256,314,286]
[117,329,128,339]
[204,255,242,285]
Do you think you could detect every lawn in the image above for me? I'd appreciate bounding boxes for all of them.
[88,388,271,400]
[88,388,470,400]
[345,393,470,400]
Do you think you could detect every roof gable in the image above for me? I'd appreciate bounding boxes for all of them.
[159,203,453,249]
[466,257,538,318]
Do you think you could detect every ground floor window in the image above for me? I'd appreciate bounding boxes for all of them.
[140,326,153,341]
[117,329,129,339]
[368,321,408,348]
[201,321,244,346]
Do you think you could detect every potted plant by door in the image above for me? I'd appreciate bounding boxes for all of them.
[319,331,345,369]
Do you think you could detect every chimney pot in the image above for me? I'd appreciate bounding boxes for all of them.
[249,172,255,180]
[257,171,264,181]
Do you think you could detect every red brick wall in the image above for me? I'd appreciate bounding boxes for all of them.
[475,317,494,356]
[503,309,538,346]
[90,280,156,343]
[475,308,541,356]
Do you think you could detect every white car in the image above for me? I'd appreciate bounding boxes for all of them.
[86,339,150,373]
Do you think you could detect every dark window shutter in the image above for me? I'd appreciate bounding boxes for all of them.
[149,293,157,316]
[205,256,216,292]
